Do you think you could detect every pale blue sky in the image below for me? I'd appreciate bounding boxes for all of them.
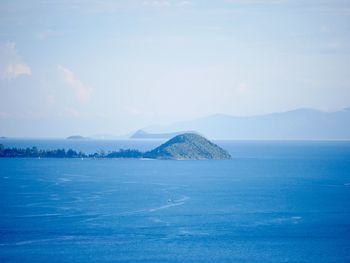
[0,0,350,137]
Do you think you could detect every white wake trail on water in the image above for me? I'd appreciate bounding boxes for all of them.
[0,236,78,247]
[148,196,190,212]
[116,195,190,216]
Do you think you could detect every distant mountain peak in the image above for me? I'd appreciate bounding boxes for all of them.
[131,129,198,139]
[132,130,148,136]
[66,135,89,140]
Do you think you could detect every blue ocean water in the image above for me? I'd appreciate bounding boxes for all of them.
[1,140,350,262]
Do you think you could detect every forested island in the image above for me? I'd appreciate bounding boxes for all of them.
[0,133,231,160]
[0,145,142,159]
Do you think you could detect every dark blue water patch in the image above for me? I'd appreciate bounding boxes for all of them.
[1,142,350,262]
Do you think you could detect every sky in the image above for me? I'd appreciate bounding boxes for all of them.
[0,0,350,137]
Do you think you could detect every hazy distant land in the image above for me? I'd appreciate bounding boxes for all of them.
[143,107,350,140]
[66,135,89,140]
[130,130,196,139]
[1,107,350,140]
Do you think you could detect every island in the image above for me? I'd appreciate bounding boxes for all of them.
[0,133,231,160]
[144,133,231,160]
[66,135,89,140]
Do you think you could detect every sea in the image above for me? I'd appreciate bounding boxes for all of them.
[1,139,350,262]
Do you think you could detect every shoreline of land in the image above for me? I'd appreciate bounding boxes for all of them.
[0,133,232,160]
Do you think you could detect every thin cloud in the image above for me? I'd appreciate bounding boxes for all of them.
[142,1,170,7]
[58,65,92,103]
[225,0,287,4]
[64,107,80,117]
[36,29,63,40]
[0,43,31,80]
[237,83,249,94]
[0,111,11,119]
[142,0,193,7]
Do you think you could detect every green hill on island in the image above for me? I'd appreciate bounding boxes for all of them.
[144,133,231,160]
[0,133,231,160]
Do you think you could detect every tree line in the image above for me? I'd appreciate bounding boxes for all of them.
[0,144,143,159]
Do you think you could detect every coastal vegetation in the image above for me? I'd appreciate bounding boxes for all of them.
[0,144,142,159]
[0,133,231,160]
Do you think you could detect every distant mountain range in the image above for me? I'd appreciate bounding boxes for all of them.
[66,135,89,140]
[130,130,196,139]
[143,107,350,140]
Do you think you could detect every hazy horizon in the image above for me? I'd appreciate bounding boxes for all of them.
[0,106,349,139]
[1,0,350,137]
